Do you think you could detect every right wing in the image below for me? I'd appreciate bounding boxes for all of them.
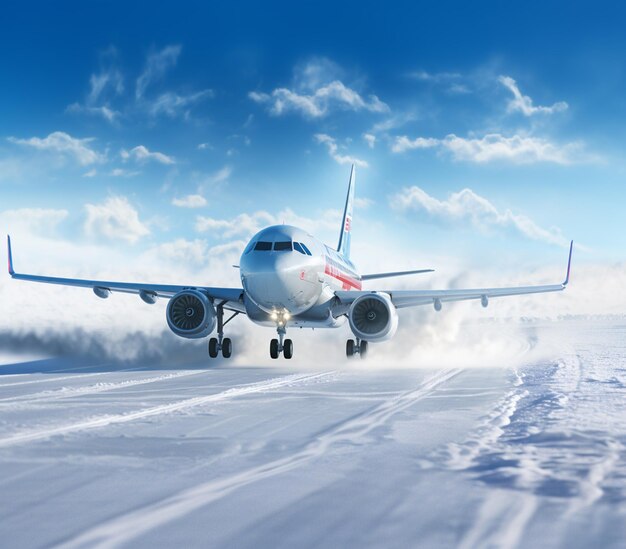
[361,268,434,281]
[336,241,573,310]
[7,236,245,312]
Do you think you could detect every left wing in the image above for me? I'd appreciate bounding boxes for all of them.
[6,236,245,312]
[336,241,573,310]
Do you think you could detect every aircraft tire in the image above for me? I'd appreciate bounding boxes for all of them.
[360,340,368,359]
[222,337,232,358]
[284,339,293,359]
[270,339,279,359]
[208,338,218,358]
[346,339,355,357]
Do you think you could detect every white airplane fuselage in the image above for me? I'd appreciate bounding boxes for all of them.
[240,225,359,328]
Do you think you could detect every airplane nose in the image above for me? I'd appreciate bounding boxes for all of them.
[241,254,319,313]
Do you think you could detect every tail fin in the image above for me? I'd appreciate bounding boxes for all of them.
[337,165,355,259]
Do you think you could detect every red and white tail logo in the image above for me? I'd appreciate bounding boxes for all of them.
[344,216,351,232]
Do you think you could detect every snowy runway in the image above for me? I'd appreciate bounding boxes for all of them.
[1,320,625,548]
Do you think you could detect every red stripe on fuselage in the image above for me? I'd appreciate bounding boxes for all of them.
[324,263,362,290]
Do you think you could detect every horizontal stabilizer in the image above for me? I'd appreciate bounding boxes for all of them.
[361,269,434,281]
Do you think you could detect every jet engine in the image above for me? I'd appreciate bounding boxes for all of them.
[166,290,216,339]
[348,292,398,342]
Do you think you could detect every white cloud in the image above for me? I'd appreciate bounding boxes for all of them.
[172,194,207,208]
[84,196,150,244]
[390,186,569,247]
[110,168,140,177]
[148,90,213,118]
[498,75,568,116]
[136,45,181,99]
[66,103,120,123]
[195,207,341,240]
[8,131,103,166]
[392,133,581,164]
[0,208,68,236]
[409,70,462,82]
[249,80,388,119]
[120,145,175,165]
[314,134,368,168]
[83,169,97,178]
[88,69,124,104]
[197,142,213,150]
[363,133,376,148]
[66,66,124,124]
[195,211,275,238]
[200,165,231,186]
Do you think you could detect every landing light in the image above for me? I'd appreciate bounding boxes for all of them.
[283,311,291,320]
[270,311,278,320]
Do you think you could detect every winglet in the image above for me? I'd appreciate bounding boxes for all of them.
[7,235,15,276]
[563,240,573,286]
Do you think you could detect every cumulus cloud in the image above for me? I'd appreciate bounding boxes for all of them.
[136,45,182,99]
[249,81,388,118]
[391,133,582,164]
[121,145,175,165]
[110,168,140,177]
[498,75,568,116]
[249,59,388,119]
[391,186,570,247]
[8,131,103,166]
[84,196,150,243]
[172,194,207,208]
[314,134,368,168]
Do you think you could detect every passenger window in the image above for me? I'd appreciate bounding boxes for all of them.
[254,241,272,251]
[300,243,312,256]
[274,241,292,251]
[293,242,306,255]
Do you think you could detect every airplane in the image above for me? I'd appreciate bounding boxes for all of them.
[6,165,573,360]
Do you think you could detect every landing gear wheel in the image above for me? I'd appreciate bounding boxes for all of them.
[346,339,355,357]
[283,339,293,359]
[208,337,218,358]
[360,340,368,359]
[270,339,279,359]
[222,337,232,358]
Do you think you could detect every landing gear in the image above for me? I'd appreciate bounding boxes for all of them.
[208,302,239,359]
[346,338,368,359]
[269,324,293,359]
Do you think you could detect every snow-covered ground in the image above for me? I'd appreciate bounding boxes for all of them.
[0,319,625,548]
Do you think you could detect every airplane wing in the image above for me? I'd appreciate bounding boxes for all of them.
[6,236,245,312]
[361,268,434,281]
[336,241,573,310]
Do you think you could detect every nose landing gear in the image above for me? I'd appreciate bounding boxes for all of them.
[270,325,293,359]
[346,338,368,359]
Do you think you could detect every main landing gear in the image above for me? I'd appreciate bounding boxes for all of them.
[270,325,293,359]
[346,338,368,359]
[208,302,239,359]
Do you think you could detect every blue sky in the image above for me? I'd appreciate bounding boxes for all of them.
[2,0,626,275]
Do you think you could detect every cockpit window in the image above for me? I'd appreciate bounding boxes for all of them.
[274,241,292,251]
[300,243,312,256]
[254,241,272,251]
[293,242,306,255]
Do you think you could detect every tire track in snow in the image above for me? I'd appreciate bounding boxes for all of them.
[0,372,337,449]
[56,367,462,549]
[0,370,207,408]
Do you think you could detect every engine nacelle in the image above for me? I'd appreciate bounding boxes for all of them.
[166,290,216,339]
[348,292,398,342]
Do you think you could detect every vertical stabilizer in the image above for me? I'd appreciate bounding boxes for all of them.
[337,165,355,259]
